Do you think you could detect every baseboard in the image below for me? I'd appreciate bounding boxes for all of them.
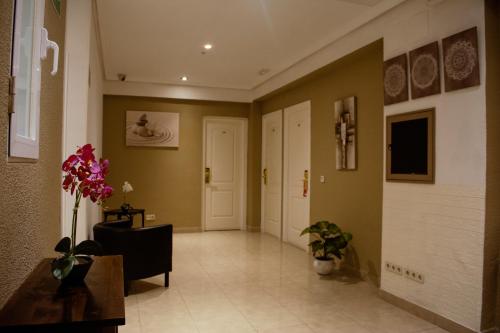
[482,328,499,333]
[173,226,202,233]
[246,225,261,232]
[379,290,477,333]
[173,226,261,233]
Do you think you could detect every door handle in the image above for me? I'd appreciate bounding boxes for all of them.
[41,28,59,76]
[303,170,309,197]
[263,168,268,185]
[205,167,211,184]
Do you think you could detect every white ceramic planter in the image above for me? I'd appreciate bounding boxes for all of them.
[313,258,335,275]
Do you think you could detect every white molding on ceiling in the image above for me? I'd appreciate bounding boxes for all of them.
[102,0,407,103]
[250,0,406,91]
[252,0,406,99]
[103,80,253,103]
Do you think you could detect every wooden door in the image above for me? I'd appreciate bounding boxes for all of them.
[204,118,246,230]
[283,101,311,249]
[261,110,283,238]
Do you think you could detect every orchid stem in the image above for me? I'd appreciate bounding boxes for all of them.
[71,191,82,252]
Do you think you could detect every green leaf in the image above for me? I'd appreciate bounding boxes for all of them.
[323,240,334,255]
[316,221,330,231]
[51,255,77,280]
[332,235,348,250]
[319,230,331,239]
[327,223,341,235]
[309,224,322,234]
[300,226,311,236]
[54,237,71,253]
[308,239,323,247]
[74,240,103,256]
[342,232,353,242]
[301,222,326,236]
[309,240,323,256]
[332,249,343,259]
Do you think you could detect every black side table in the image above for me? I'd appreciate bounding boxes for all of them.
[104,208,146,227]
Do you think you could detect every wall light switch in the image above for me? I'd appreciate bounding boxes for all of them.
[146,214,156,221]
[320,175,325,183]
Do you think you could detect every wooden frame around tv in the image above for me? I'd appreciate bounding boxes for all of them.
[386,108,435,183]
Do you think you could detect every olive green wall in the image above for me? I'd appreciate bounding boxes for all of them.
[102,96,252,231]
[483,0,500,329]
[258,41,384,281]
[247,102,263,230]
[0,1,65,306]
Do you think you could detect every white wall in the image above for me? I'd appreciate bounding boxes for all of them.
[86,5,105,235]
[380,1,486,331]
[61,0,92,243]
[252,0,487,330]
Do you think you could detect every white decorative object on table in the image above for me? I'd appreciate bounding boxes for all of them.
[121,181,134,210]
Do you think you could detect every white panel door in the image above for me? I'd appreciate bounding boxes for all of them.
[261,110,283,238]
[204,118,246,230]
[284,101,311,250]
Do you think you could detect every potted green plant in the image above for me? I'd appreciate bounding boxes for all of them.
[52,144,113,284]
[300,220,352,275]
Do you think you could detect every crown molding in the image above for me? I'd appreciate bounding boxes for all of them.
[103,80,253,103]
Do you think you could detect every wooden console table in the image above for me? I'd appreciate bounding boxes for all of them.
[0,256,125,332]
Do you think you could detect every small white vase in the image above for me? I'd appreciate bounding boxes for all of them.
[313,258,335,275]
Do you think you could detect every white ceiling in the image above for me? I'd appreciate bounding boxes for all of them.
[96,0,395,91]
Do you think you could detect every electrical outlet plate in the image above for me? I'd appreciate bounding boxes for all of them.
[384,261,402,275]
[404,267,425,284]
[385,262,424,283]
[145,214,156,221]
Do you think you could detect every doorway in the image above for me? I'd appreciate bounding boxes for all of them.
[261,110,283,239]
[202,117,247,231]
[283,101,311,250]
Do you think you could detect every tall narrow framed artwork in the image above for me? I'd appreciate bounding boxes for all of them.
[334,96,356,170]
[409,41,441,99]
[442,27,480,92]
[126,111,180,147]
[384,54,409,105]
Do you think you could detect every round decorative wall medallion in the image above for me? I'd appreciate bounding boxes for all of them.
[384,64,406,98]
[444,40,477,81]
[411,53,438,89]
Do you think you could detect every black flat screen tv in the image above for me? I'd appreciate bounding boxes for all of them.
[386,108,435,183]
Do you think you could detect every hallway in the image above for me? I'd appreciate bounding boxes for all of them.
[123,231,447,333]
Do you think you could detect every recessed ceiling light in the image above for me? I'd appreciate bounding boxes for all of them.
[181,76,188,81]
[204,44,213,50]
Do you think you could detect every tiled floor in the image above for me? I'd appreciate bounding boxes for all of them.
[123,231,449,333]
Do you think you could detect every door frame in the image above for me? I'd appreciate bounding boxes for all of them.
[201,116,248,231]
[260,109,283,239]
[283,100,311,247]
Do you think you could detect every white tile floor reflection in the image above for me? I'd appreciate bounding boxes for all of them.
[122,231,449,333]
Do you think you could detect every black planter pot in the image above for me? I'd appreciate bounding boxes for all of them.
[60,256,93,286]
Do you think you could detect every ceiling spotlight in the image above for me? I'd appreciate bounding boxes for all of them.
[204,44,213,50]
[181,76,188,81]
